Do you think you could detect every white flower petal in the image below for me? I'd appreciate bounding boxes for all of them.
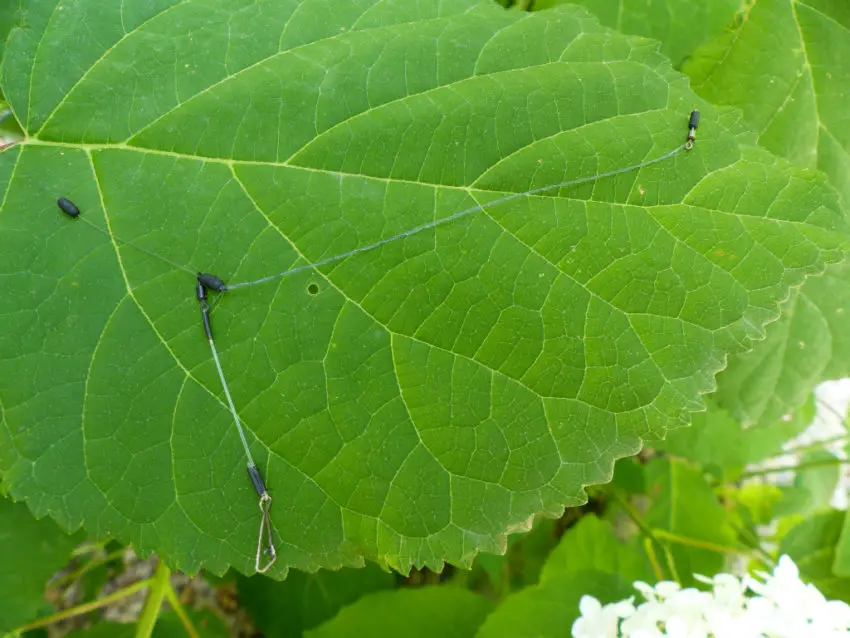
[579,595,603,616]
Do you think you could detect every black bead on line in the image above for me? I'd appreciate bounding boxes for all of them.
[197,272,227,292]
[686,109,700,150]
[57,197,80,218]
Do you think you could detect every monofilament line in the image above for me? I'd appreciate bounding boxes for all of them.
[226,144,686,291]
[77,216,196,275]
[36,176,196,275]
[208,336,256,469]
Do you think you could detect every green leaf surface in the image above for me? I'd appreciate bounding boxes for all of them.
[833,509,850,577]
[683,0,850,429]
[0,2,21,73]
[66,623,135,638]
[534,0,743,68]
[66,610,227,638]
[305,587,492,638]
[780,510,850,602]
[713,263,850,427]
[476,515,644,637]
[685,0,850,204]
[474,516,556,594]
[644,458,738,583]
[0,497,83,632]
[610,457,645,494]
[540,514,653,584]
[153,609,229,638]
[237,564,394,638]
[658,397,814,474]
[774,450,841,518]
[476,570,630,638]
[1,0,847,576]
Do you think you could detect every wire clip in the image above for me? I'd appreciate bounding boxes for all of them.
[248,463,277,574]
[685,109,700,150]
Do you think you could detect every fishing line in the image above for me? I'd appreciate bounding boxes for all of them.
[226,142,688,291]
[50,111,700,573]
[76,215,196,275]
[195,277,276,572]
[32,178,196,275]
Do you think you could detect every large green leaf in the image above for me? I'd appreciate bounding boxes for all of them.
[685,0,850,204]
[0,496,83,632]
[682,1,850,426]
[534,0,743,68]
[306,587,493,638]
[0,0,847,577]
[237,564,394,638]
[713,263,850,427]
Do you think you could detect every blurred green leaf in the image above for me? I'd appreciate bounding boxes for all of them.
[475,516,645,637]
[534,0,743,68]
[774,450,841,518]
[610,458,645,495]
[686,0,850,204]
[475,571,630,638]
[685,0,850,437]
[305,587,492,638]
[78,562,112,603]
[833,509,850,578]
[65,609,227,638]
[153,609,228,638]
[66,623,135,638]
[730,482,784,526]
[474,517,557,595]
[237,564,394,638]
[0,496,84,632]
[713,270,850,428]
[644,458,738,584]
[781,511,850,602]
[658,397,814,475]
[199,569,236,588]
[540,515,653,584]
[795,450,842,511]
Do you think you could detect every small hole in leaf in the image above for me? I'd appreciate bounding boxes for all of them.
[307,283,319,296]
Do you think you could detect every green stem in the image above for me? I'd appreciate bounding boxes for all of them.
[651,529,744,555]
[609,491,677,583]
[784,433,849,455]
[660,544,681,583]
[53,548,127,589]
[163,577,199,638]
[740,457,850,479]
[14,579,152,633]
[642,537,664,582]
[70,540,110,558]
[136,561,171,638]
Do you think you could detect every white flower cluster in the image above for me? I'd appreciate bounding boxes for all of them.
[572,555,850,637]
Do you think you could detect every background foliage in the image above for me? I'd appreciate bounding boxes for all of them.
[2,0,850,636]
